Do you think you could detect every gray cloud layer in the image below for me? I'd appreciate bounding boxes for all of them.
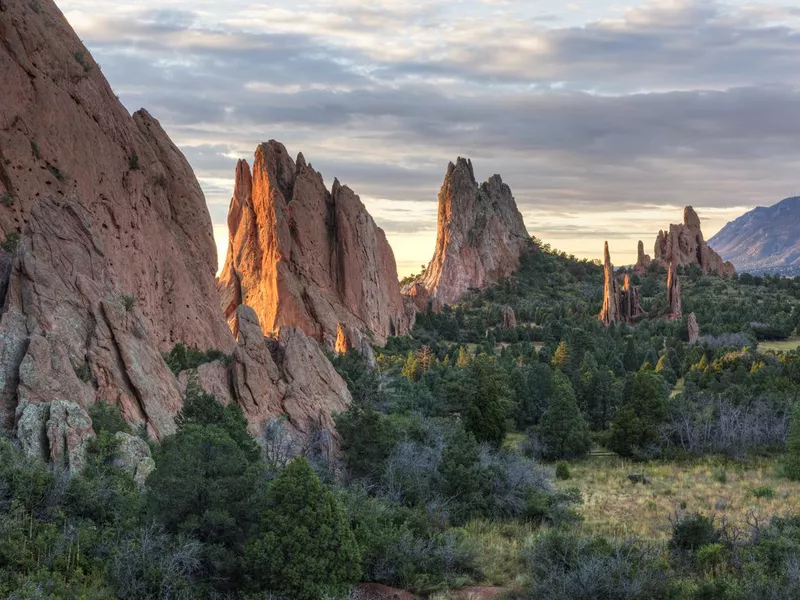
[60,0,800,270]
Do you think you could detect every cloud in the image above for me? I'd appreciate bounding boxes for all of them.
[59,0,800,274]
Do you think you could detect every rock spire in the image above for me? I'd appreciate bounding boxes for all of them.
[218,142,412,349]
[407,158,531,307]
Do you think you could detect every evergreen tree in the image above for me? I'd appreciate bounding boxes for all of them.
[247,458,361,599]
[609,367,668,458]
[538,371,591,460]
[783,408,800,481]
[623,337,639,372]
[465,354,513,447]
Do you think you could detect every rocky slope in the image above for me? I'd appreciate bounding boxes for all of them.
[635,207,734,277]
[0,1,351,468]
[218,141,412,349]
[709,196,800,275]
[409,158,531,307]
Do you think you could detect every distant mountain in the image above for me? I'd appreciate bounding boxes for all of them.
[709,197,800,276]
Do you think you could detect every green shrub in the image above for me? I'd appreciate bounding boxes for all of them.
[751,486,775,500]
[555,461,571,480]
[72,51,92,73]
[128,153,140,171]
[121,293,136,312]
[0,193,13,207]
[670,513,719,555]
[89,401,131,436]
[46,161,65,181]
[30,140,41,159]
[246,458,361,599]
[163,342,231,374]
[1,231,20,252]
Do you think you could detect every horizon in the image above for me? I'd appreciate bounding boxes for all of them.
[59,0,800,275]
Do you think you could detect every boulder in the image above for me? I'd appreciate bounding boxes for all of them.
[409,158,531,307]
[113,432,155,485]
[217,142,410,348]
[16,400,94,474]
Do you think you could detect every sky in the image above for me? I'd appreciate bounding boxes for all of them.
[59,0,800,275]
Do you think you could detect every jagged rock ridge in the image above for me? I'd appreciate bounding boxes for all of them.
[0,2,352,469]
[636,207,734,277]
[218,142,411,349]
[408,158,531,307]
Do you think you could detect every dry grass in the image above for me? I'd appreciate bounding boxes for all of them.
[758,337,800,353]
[558,456,800,540]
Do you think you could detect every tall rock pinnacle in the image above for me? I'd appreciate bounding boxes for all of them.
[218,141,411,348]
[651,207,735,276]
[600,242,620,326]
[667,262,683,319]
[410,158,531,307]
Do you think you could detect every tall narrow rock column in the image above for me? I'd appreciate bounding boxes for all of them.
[600,242,620,326]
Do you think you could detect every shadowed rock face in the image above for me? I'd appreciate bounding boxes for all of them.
[653,207,735,277]
[410,158,531,307]
[0,0,235,457]
[667,262,683,320]
[218,141,411,348]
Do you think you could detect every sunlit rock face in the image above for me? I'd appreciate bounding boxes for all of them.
[0,0,235,463]
[652,207,735,277]
[408,158,531,308]
[600,243,644,326]
[218,141,411,348]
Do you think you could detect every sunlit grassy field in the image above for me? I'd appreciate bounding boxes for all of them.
[557,456,800,540]
[758,337,800,353]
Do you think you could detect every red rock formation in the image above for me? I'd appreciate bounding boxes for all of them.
[651,207,735,277]
[218,142,410,348]
[633,240,652,274]
[620,275,645,322]
[409,158,530,307]
[0,0,234,458]
[600,243,620,326]
[0,2,353,467]
[502,306,517,329]
[601,244,644,326]
[667,262,683,319]
[688,312,700,343]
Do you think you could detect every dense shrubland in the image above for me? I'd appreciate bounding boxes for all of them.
[6,241,800,598]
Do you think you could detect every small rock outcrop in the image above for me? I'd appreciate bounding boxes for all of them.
[688,312,700,343]
[651,207,735,277]
[113,432,156,485]
[218,142,410,348]
[503,306,517,329]
[634,240,652,273]
[17,400,94,474]
[407,158,531,307]
[600,243,645,326]
[667,262,683,320]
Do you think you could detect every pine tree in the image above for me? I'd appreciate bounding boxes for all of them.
[539,371,591,460]
[783,409,800,481]
[465,354,513,447]
[456,346,471,368]
[246,458,361,599]
[609,367,668,458]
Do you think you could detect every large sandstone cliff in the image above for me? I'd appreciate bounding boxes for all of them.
[409,158,531,307]
[0,1,351,468]
[218,141,411,348]
[637,207,734,277]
